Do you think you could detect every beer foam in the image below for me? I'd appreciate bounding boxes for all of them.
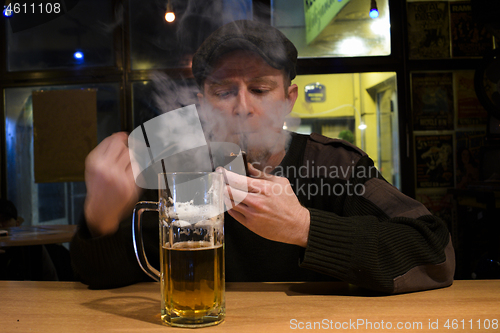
[167,198,221,224]
[172,220,191,228]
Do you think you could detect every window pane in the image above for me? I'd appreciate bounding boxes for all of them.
[272,0,391,58]
[129,0,252,70]
[290,72,400,187]
[38,183,66,222]
[4,83,121,225]
[132,78,199,127]
[6,0,114,71]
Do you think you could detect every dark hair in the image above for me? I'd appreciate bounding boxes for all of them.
[0,198,17,221]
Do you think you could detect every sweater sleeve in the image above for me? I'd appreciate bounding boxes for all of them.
[70,212,158,289]
[299,155,455,294]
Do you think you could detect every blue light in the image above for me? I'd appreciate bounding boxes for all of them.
[369,9,379,19]
[3,7,13,17]
[73,51,85,64]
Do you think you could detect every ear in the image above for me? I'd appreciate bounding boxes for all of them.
[285,84,298,116]
[197,92,205,108]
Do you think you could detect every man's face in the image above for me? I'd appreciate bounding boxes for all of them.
[198,50,298,164]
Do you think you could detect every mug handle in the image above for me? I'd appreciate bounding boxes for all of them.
[132,201,160,281]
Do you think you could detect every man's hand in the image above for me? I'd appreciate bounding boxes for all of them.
[84,132,142,237]
[221,164,310,247]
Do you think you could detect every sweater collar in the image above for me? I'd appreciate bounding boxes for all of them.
[272,131,309,175]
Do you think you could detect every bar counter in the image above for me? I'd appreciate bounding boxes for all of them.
[1,280,498,332]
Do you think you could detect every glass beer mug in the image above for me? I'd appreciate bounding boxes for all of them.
[132,172,225,328]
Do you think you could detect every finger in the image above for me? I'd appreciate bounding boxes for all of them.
[223,168,274,195]
[224,185,250,207]
[100,131,125,150]
[94,132,129,163]
[223,191,246,211]
[221,168,251,192]
[217,168,236,204]
[108,133,131,162]
[247,163,263,178]
[117,145,133,169]
[247,163,275,181]
[226,207,247,224]
[223,191,250,220]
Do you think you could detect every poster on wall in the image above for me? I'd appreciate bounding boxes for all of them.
[32,89,97,183]
[415,134,454,188]
[455,71,488,127]
[415,190,455,228]
[455,130,486,189]
[450,2,493,58]
[407,1,450,59]
[412,72,454,131]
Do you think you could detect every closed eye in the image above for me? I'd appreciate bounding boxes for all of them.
[252,88,267,94]
[215,90,236,99]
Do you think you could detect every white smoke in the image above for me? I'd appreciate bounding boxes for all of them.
[129,0,294,179]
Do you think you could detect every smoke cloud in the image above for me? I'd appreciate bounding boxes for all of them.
[128,0,295,190]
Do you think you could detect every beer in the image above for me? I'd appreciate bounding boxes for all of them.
[161,240,225,326]
[132,172,226,327]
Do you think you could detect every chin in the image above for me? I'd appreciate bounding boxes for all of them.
[246,149,271,166]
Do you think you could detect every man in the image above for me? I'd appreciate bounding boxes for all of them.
[0,199,24,228]
[70,20,454,293]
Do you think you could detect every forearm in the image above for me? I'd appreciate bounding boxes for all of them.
[301,208,454,293]
[70,216,147,289]
[279,133,454,292]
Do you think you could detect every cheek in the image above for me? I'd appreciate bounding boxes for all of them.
[203,93,288,128]
[200,97,232,119]
[260,99,288,126]
[204,96,235,116]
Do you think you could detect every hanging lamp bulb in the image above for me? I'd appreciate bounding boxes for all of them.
[369,0,379,19]
[165,0,175,22]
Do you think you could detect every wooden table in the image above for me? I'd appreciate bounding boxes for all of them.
[0,225,77,247]
[0,225,77,280]
[1,280,499,332]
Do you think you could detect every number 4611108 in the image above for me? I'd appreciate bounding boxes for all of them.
[444,319,498,330]
[3,3,61,16]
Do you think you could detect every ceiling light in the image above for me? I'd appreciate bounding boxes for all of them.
[165,0,175,22]
[369,0,379,19]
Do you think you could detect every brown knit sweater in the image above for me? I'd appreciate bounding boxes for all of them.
[70,132,454,293]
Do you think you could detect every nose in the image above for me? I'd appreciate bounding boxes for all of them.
[233,89,254,118]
